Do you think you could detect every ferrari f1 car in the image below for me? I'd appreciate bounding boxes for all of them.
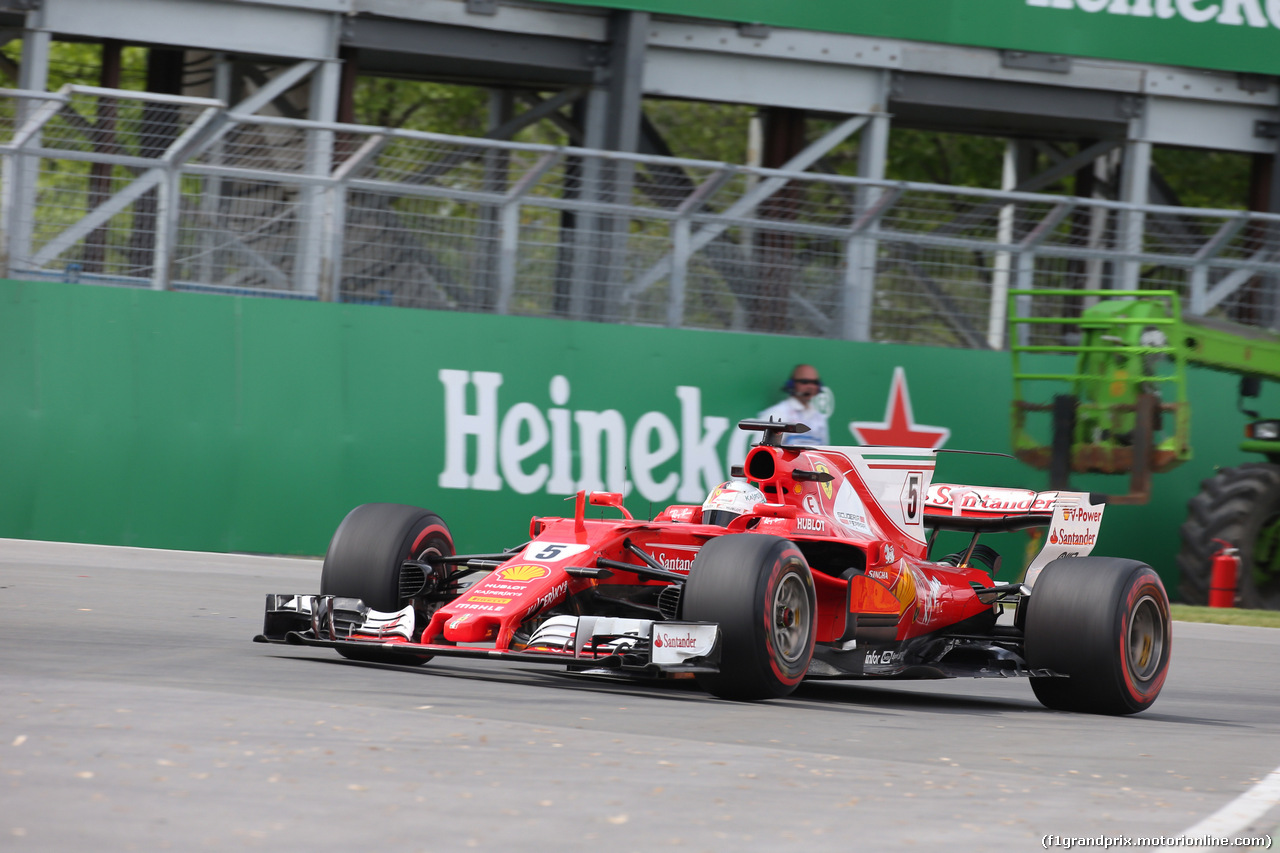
[256,420,1171,714]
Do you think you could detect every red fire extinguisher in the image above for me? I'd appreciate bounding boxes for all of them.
[1209,539,1240,609]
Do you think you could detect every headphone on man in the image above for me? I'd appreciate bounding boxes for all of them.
[782,367,823,395]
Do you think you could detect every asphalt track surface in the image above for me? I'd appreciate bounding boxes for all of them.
[2,539,1279,852]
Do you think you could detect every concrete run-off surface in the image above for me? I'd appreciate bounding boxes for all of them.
[1,538,1278,850]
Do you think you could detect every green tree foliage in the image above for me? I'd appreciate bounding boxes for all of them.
[644,98,753,163]
[0,40,148,90]
[354,77,489,135]
[1153,147,1251,210]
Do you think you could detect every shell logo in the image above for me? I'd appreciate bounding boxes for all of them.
[497,564,551,582]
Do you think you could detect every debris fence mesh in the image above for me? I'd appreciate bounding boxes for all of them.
[3,86,1279,348]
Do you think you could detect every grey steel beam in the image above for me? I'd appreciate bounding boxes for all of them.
[644,48,887,113]
[297,59,340,297]
[992,141,1024,349]
[517,90,583,143]
[497,150,563,315]
[1119,131,1152,289]
[567,85,608,321]
[889,72,1136,139]
[843,72,889,342]
[197,55,232,287]
[665,168,733,328]
[4,26,47,274]
[42,0,340,60]
[489,87,585,141]
[31,169,164,270]
[626,114,869,303]
[343,16,598,87]
[603,10,647,154]
[228,60,321,119]
[1188,215,1250,314]
[595,10,648,322]
[15,0,1277,162]
[1144,95,1276,155]
[1202,245,1280,314]
[1022,140,1121,195]
[1271,138,1280,216]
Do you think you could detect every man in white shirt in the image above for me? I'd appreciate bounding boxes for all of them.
[757,363,829,446]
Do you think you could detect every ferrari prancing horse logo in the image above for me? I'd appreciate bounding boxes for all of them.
[814,462,833,500]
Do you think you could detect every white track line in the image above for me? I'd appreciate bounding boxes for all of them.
[1156,765,1280,851]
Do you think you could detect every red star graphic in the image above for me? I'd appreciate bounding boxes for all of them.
[849,367,951,449]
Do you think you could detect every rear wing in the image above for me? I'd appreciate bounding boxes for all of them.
[925,484,1104,532]
[925,484,1058,531]
[926,484,1107,588]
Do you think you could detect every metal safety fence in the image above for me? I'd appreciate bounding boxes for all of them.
[1,84,1279,349]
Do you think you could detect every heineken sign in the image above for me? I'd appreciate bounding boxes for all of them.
[0,279,1264,586]
[551,0,1280,75]
[438,369,749,504]
[437,365,954,507]
[1029,0,1280,27]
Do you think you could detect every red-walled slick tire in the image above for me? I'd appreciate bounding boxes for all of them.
[682,534,816,701]
[320,503,454,665]
[1024,557,1171,715]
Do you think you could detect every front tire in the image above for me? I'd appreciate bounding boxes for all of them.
[682,535,816,701]
[1024,557,1171,715]
[1176,463,1280,609]
[320,503,455,664]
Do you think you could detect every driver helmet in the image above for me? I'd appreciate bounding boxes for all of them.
[702,480,765,527]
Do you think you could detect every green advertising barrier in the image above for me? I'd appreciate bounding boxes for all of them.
[550,0,1280,76]
[0,278,1260,591]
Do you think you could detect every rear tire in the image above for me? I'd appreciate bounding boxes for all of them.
[1176,463,1280,609]
[682,535,816,701]
[1024,557,1171,715]
[320,503,454,664]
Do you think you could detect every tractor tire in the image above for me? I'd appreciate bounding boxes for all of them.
[1176,463,1280,610]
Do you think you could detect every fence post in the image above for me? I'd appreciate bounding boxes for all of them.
[8,31,51,275]
[842,111,887,341]
[668,216,690,328]
[296,61,338,298]
[151,165,180,290]
[196,54,231,289]
[1119,137,1151,289]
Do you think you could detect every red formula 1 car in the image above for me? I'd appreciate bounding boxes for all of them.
[256,421,1171,714]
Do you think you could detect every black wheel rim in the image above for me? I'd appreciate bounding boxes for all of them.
[772,572,811,666]
[1127,594,1165,683]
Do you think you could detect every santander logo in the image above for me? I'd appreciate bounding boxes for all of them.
[655,631,700,649]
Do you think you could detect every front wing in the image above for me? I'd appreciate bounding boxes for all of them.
[254,594,722,675]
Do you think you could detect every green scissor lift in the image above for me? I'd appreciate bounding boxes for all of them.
[1010,288,1280,609]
